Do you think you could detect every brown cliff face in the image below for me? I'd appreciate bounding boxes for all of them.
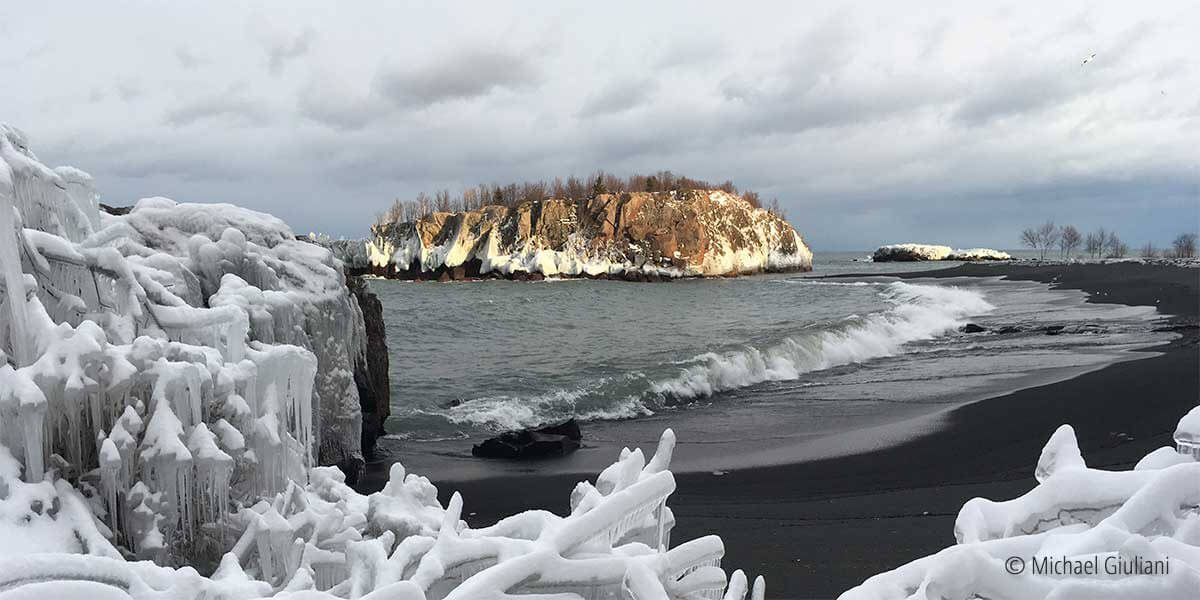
[368,190,812,280]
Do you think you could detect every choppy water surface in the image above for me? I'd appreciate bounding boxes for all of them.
[370,252,1170,452]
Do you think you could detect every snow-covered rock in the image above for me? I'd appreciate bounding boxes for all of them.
[366,191,812,280]
[841,409,1200,599]
[948,248,1012,261]
[0,122,370,562]
[872,244,1011,262]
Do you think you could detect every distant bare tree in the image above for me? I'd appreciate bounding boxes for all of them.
[1021,228,1040,255]
[1105,232,1126,258]
[1022,221,1060,260]
[1037,221,1060,260]
[1058,225,1082,258]
[1085,227,1114,259]
[1172,233,1197,258]
[742,190,761,208]
[1141,241,1157,258]
[565,176,585,201]
[767,198,786,220]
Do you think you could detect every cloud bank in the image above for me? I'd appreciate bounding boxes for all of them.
[1,1,1195,250]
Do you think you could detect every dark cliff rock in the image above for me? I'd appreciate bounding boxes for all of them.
[347,274,391,462]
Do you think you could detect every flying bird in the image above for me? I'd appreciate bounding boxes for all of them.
[1081,52,1096,66]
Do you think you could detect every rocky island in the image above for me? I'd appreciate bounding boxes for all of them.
[364,189,812,281]
[872,243,1011,262]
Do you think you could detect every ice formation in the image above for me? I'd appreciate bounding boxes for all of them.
[872,244,1011,262]
[841,415,1200,599]
[365,190,812,280]
[0,124,352,560]
[0,124,764,598]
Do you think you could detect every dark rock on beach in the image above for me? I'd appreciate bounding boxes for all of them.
[472,419,583,460]
[960,323,987,333]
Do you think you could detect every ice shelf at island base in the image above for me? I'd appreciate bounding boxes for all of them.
[839,405,1200,600]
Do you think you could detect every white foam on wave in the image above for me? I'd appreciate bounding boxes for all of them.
[443,378,653,431]
[650,282,994,400]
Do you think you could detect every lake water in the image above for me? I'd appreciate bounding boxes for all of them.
[367,251,1170,477]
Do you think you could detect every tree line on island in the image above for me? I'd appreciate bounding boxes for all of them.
[1021,221,1197,260]
[374,170,786,227]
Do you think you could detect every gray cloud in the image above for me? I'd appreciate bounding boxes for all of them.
[373,46,540,108]
[176,47,202,70]
[165,83,272,127]
[579,78,656,117]
[654,37,725,69]
[265,28,315,76]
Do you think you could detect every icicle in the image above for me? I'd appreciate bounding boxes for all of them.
[140,396,194,539]
[187,422,234,529]
[17,389,46,481]
[98,435,122,531]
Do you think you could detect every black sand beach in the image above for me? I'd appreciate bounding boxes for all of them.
[361,262,1198,600]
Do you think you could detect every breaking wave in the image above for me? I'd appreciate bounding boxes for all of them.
[440,282,993,431]
[652,282,993,400]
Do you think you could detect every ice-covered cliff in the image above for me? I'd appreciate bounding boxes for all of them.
[0,122,372,555]
[872,244,1011,262]
[366,190,812,281]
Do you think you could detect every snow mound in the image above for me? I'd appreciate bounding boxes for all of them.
[872,244,1011,262]
[841,410,1200,599]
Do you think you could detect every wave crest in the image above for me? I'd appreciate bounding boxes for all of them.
[652,282,992,400]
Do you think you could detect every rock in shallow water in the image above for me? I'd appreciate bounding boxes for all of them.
[472,419,583,459]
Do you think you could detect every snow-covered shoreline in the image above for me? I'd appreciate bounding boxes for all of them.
[841,413,1200,599]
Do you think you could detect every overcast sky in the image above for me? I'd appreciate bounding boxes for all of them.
[2,1,1196,250]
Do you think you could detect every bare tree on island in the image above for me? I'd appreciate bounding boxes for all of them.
[1172,233,1197,258]
[1059,225,1082,258]
[1021,220,1060,260]
[1141,241,1158,258]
